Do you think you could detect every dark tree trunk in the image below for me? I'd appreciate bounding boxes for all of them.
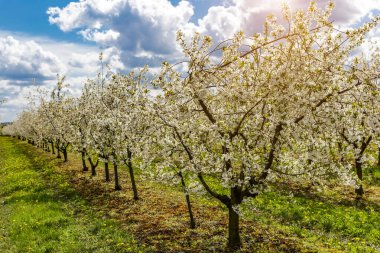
[355,157,364,197]
[227,187,242,250]
[51,142,55,154]
[127,149,138,200]
[179,171,195,229]
[63,148,68,162]
[81,149,88,172]
[353,136,371,197]
[114,163,121,191]
[56,139,62,159]
[57,147,61,159]
[378,147,380,167]
[104,162,110,182]
[88,157,99,176]
[91,164,96,176]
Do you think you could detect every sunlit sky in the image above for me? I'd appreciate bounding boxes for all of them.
[0,0,379,122]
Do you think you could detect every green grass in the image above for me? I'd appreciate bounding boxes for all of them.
[365,166,380,185]
[1,136,380,252]
[240,189,380,252]
[0,137,145,253]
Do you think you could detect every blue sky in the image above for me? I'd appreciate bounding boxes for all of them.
[0,1,81,42]
[0,0,379,122]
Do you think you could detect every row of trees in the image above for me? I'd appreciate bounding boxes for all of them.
[3,2,380,249]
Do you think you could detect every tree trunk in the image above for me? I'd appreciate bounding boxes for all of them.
[88,157,98,176]
[63,148,68,162]
[127,149,138,200]
[114,163,121,191]
[179,171,195,229]
[57,147,61,159]
[104,162,110,182]
[355,158,364,196]
[227,187,242,250]
[91,163,96,176]
[378,147,380,167]
[51,142,55,154]
[81,149,88,172]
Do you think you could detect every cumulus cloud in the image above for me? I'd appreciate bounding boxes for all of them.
[0,36,65,81]
[48,0,380,69]
[48,0,194,49]
[47,0,127,32]
[0,80,38,121]
[0,31,107,121]
[48,0,195,66]
[196,0,380,40]
[79,29,120,44]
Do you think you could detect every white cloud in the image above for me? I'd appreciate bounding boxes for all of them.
[0,36,65,81]
[48,0,195,66]
[79,29,120,44]
[47,0,127,32]
[0,31,108,122]
[0,80,39,122]
[197,5,241,41]
[48,0,380,67]
[196,0,380,41]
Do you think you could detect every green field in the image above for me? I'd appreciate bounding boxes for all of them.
[0,136,379,252]
[0,137,144,253]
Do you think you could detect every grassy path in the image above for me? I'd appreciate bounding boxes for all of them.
[0,137,143,253]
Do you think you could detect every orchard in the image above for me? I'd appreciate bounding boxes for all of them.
[2,1,380,251]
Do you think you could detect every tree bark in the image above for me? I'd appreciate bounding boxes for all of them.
[81,148,88,172]
[227,206,241,250]
[114,163,121,191]
[355,157,364,196]
[51,142,55,154]
[63,148,68,162]
[179,171,195,229]
[127,149,138,200]
[227,187,242,250]
[56,146,61,159]
[88,157,99,176]
[104,162,110,182]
